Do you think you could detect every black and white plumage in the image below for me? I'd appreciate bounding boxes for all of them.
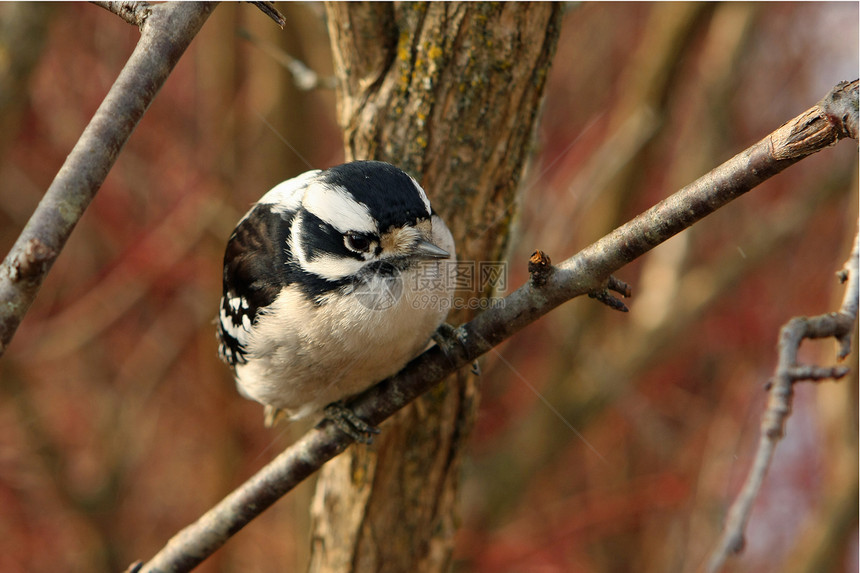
[217,161,455,426]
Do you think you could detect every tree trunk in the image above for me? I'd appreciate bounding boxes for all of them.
[309,4,562,571]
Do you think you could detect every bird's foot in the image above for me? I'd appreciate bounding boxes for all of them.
[322,402,380,444]
[432,323,480,375]
[263,405,286,428]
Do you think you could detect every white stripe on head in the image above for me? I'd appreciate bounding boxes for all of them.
[302,183,378,234]
[259,170,322,214]
[232,170,322,226]
[299,253,366,282]
[289,211,367,281]
[409,176,432,216]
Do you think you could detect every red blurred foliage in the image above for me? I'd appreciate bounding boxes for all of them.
[0,3,856,573]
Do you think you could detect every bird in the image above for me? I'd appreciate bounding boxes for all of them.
[216,160,455,439]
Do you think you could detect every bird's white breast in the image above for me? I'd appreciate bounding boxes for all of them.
[235,217,455,420]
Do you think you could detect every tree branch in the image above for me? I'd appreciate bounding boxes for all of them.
[92,1,153,29]
[136,80,859,573]
[705,220,859,573]
[0,2,215,359]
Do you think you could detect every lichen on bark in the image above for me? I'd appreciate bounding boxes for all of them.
[311,3,563,572]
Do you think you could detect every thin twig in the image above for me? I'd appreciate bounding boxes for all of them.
[588,272,632,312]
[0,2,215,359]
[237,28,337,90]
[705,221,859,573]
[248,1,286,29]
[136,80,858,573]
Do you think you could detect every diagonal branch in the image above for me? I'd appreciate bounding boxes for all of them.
[136,80,858,573]
[705,220,859,573]
[0,2,216,359]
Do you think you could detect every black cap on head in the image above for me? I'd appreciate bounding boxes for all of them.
[321,161,432,232]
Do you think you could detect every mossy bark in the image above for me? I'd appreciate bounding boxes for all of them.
[309,4,562,571]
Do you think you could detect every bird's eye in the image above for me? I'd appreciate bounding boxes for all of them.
[344,233,371,253]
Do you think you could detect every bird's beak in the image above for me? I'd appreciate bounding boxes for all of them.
[412,239,449,260]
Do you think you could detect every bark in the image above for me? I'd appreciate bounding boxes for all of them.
[310,4,563,572]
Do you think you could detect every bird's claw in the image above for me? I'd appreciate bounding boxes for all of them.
[432,323,480,375]
[323,402,380,444]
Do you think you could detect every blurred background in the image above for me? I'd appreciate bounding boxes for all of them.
[0,3,856,572]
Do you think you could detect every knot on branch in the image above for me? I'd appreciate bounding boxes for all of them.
[92,1,153,29]
[528,250,553,287]
[819,79,859,140]
[5,238,56,284]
